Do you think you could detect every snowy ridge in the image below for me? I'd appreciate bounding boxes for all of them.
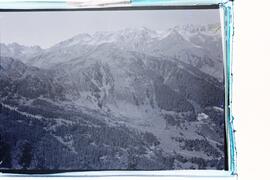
[0,102,43,120]
[1,24,223,81]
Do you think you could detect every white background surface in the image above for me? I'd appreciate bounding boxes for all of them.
[1,0,270,179]
[233,0,270,180]
[234,0,270,179]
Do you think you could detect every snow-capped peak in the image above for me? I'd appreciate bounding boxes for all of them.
[52,33,92,49]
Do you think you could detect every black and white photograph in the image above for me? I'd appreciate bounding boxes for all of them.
[0,8,226,171]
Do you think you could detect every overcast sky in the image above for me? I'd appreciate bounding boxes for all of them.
[0,9,220,48]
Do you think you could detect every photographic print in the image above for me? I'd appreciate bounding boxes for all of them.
[0,8,226,171]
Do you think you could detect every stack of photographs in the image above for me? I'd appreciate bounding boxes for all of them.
[0,0,236,178]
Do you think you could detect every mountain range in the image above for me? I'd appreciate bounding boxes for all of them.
[0,24,226,170]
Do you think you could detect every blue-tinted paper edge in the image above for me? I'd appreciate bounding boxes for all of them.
[132,0,226,6]
[0,0,230,9]
[221,1,237,175]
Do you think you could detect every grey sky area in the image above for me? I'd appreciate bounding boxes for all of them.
[0,9,220,48]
